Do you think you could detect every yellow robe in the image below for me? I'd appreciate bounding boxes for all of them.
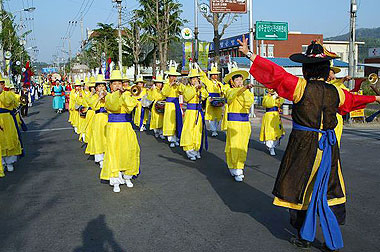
[199,71,224,121]
[180,86,208,152]
[0,91,22,157]
[221,85,231,131]
[69,90,80,127]
[329,79,350,147]
[147,88,165,130]
[224,88,254,169]
[259,94,285,142]
[85,94,108,155]
[133,88,149,128]
[161,82,185,136]
[77,90,89,137]
[83,93,97,144]
[100,91,140,180]
[43,82,51,96]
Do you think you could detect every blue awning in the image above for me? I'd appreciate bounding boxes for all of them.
[230,57,349,68]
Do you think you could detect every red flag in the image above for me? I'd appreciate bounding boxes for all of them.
[350,78,366,92]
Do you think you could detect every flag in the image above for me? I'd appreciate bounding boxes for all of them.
[105,57,112,79]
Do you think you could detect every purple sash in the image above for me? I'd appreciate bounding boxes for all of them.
[227,113,249,122]
[108,113,132,123]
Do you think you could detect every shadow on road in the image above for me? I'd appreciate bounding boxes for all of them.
[158,151,294,242]
[73,215,125,252]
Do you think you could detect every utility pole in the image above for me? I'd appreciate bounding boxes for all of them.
[68,38,72,82]
[248,0,255,117]
[194,0,199,62]
[80,18,84,43]
[348,0,357,90]
[116,0,123,68]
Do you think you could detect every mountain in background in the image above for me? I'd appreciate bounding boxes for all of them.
[326,27,380,62]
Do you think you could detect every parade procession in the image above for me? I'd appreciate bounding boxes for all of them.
[1,0,380,252]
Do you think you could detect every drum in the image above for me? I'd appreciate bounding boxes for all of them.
[154,101,165,113]
[210,97,226,107]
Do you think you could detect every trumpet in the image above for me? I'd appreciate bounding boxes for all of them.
[368,73,378,85]
[130,84,142,97]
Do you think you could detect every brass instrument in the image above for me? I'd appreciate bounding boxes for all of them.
[20,95,28,105]
[368,73,378,85]
[130,85,142,97]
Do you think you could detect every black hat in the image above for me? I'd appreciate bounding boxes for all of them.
[290,40,339,64]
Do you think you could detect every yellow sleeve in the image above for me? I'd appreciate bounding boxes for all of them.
[225,88,241,105]
[182,86,196,102]
[200,87,209,101]
[121,92,138,113]
[262,95,273,108]
[237,90,255,109]
[105,91,122,113]
[0,91,15,109]
[293,78,307,103]
[147,89,155,101]
[161,83,171,97]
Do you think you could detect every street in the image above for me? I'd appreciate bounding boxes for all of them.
[0,96,379,252]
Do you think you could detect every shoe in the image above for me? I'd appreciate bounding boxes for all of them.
[154,132,159,138]
[211,131,218,137]
[99,161,103,169]
[195,151,201,159]
[7,164,14,172]
[160,135,166,140]
[169,143,175,148]
[140,125,146,132]
[234,175,243,182]
[269,148,276,156]
[175,141,180,146]
[113,184,121,193]
[289,236,311,249]
[125,179,134,188]
[321,243,339,252]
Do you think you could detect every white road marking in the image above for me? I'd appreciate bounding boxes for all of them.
[22,127,73,133]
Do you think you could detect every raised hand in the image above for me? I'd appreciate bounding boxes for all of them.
[237,35,249,56]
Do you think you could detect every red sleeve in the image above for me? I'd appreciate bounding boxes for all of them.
[338,89,376,115]
[249,56,299,101]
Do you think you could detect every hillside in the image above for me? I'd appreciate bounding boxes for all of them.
[326,27,380,62]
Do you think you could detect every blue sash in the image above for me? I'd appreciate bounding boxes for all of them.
[108,113,132,123]
[54,92,62,96]
[166,97,183,138]
[208,92,220,98]
[266,107,279,112]
[0,108,24,156]
[136,98,146,128]
[293,122,343,251]
[227,113,249,122]
[186,103,208,152]
[95,107,107,114]
[13,109,28,131]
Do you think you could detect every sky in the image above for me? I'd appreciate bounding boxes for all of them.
[4,0,380,63]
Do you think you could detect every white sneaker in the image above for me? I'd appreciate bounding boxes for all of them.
[140,125,146,132]
[175,141,180,146]
[99,161,103,169]
[160,134,166,140]
[234,175,243,182]
[211,131,218,137]
[269,148,276,156]
[125,179,134,188]
[113,184,121,193]
[186,151,196,161]
[7,164,14,172]
[154,132,159,138]
[195,151,201,159]
[169,143,175,148]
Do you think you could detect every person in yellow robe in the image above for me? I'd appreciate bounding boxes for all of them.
[147,72,166,139]
[85,74,109,169]
[259,89,285,156]
[133,75,149,131]
[77,78,91,141]
[327,64,351,147]
[223,63,254,182]
[82,77,97,144]
[161,61,185,148]
[69,80,83,133]
[199,63,224,137]
[0,75,22,172]
[100,70,140,193]
[180,65,209,160]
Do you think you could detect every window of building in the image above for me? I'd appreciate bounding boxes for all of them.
[260,44,267,57]
[267,44,274,58]
[302,45,308,53]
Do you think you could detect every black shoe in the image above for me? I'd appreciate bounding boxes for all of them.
[290,236,311,249]
[320,243,339,252]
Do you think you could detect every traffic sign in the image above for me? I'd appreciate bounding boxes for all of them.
[210,0,247,13]
[255,21,288,41]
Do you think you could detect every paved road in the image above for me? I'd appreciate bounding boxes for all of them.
[1,96,379,252]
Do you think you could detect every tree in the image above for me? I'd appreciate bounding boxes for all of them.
[135,0,186,72]
[199,5,237,64]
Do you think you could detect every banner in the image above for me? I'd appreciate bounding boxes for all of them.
[350,91,365,118]
[182,42,193,71]
[198,42,210,71]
